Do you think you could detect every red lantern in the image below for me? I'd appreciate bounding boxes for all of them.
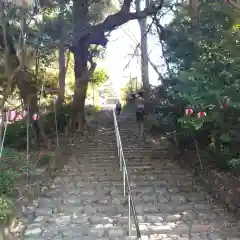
[223,103,228,109]
[6,110,17,122]
[22,110,27,118]
[197,111,206,118]
[16,115,22,121]
[32,113,39,121]
[185,108,194,116]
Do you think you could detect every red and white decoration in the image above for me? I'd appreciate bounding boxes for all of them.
[3,110,41,122]
[185,108,194,116]
[22,110,27,119]
[32,113,39,121]
[197,111,207,118]
[6,110,17,122]
[223,103,228,109]
[16,114,23,121]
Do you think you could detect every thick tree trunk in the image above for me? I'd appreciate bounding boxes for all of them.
[70,53,88,132]
[71,80,88,132]
[67,0,90,133]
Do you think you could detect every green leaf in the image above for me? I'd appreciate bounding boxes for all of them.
[220,133,231,143]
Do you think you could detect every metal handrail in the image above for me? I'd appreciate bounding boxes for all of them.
[112,108,142,239]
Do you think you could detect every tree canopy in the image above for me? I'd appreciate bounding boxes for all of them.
[153,0,240,173]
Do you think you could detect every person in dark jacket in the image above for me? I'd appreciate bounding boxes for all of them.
[115,100,122,115]
[135,91,145,136]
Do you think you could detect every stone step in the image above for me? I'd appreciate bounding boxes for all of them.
[129,225,240,238]
[22,118,240,240]
[116,122,240,239]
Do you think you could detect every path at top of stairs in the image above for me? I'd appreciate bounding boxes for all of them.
[117,118,240,240]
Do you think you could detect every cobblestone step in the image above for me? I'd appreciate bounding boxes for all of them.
[22,125,131,240]
[22,116,240,240]
[117,119,240,240]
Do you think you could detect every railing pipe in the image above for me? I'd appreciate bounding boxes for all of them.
[112,108,141,240]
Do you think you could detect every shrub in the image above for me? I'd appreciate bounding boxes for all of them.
[0,170,18,195]
[0,196,13,222]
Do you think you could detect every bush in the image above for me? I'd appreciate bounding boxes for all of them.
[0,170,18,195]
[0,148,35,175]
[38,152,52,166]
[3,103,100,148]
[3,104,71,148]
[0,147,40,223]
[0,196,13,222]
[4,121,27,148]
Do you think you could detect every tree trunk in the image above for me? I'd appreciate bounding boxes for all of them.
[58,45,66,104]
[71,81,88,132]
[0,7,49,148]
[68,0,90,133]
[16,70,49,148]
[70,53,89,132]
[58,1,66,105]
[136,0,150,96]
[154,20,172,81]
[189,0,199,26]
[0,109,3,148]
[139,18,150,92]
[92,85,95,105]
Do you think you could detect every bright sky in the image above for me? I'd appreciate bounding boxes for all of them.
[98,13,173,95]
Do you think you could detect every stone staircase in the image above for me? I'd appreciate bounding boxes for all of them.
[118,118,240,240]
[22,112,240,240]
[22,121,133,240]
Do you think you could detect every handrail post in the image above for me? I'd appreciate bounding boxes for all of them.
[128,193,131,237]
[123,165,126,196]
[120,150,122,171]
[119,140,123,171]
[118,139,120,157]
[112,107,141,240]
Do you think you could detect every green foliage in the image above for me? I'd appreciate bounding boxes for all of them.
[228,158,240,171]
[0,170,18,195]
[121,77,142,102]
[3,104,100,148]
[0,197,13,222]
[4,122,27,148]
[0,148,36,177]
[157,1,240,173]
[38,153,52,166]
[89,69,109,87]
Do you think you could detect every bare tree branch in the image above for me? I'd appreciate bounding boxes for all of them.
[72,0,164,48]
[120,25,164,81]
[226,0,240,12]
